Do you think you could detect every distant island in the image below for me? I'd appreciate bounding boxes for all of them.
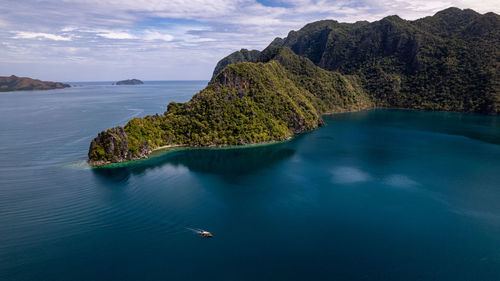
[88,7,499,166]
[115,79,144,85]
[0,75,70,92]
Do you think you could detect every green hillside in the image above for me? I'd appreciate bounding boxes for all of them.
[213,8,500,114]
[89,7,499,165]
[89,49,371,165]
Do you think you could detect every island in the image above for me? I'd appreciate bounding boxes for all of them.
[88,7,499,166]
[115,79,144,85]
[0,75,70,92]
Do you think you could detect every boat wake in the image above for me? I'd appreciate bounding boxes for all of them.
[185,227,213,238]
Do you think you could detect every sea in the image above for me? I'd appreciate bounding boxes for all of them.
[1,81,500,281]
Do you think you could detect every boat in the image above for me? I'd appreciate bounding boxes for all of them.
[199,230,213,238]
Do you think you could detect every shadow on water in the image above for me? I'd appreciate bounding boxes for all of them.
[91,141,296,183]
[325,109,500,145]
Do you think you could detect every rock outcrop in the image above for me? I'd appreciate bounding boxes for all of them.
[88,127,151,165]
[211,49,261,80]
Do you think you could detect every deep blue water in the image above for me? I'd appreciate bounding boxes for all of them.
[1,81,500,281]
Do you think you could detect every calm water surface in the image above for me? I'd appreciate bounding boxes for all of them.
[1,81,500,281]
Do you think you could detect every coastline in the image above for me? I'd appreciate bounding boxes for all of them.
[88,108,408,168]
[89,144,185,167]
[89,107,497,168]
[89,137,293,168]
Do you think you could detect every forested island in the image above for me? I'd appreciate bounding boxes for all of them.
[88,7,499,165]
[115,79,144,85]
[0,75,70,92]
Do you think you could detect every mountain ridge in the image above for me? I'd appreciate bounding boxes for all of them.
[88,7,499,165]
[212,7,499,115]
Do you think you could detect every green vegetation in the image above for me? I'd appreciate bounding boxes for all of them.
[214,7,500,115]
[89,49,371,164]
[89,7,499,165]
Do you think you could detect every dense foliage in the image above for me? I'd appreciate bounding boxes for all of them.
[213,7,500,115]
[89,7,499,164]
[89,49,371,164]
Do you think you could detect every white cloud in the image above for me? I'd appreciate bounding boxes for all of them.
[455,0,500,13]
[143,31,174,41]
[12,31,72,41]
[96,31,136,39]
[185,37,216,43]
[61,26,77,32]
[73,0,242,19]
[0,0,498,80]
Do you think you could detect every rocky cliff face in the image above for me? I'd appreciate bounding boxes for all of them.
[213,67,252,90]
[0,75,70,92]
[211,49,261,80]
[212,8,500,115]
[88,127,151,165]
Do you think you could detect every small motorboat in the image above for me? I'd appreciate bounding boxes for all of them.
[199,230,213,238]
[185,227,213,238]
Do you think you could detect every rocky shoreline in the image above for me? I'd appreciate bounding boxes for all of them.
[88,126,295,167]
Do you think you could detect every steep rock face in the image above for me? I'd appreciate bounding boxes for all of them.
[0,75,70,92]
[213,67,251,89]
[211,49,261,80]
[273,8,499,114]
[88,127,151,165]
[212,8,500,114]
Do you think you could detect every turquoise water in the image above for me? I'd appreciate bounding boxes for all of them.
[1,82,500,281]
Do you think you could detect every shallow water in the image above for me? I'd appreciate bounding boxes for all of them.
[1,82,500,281]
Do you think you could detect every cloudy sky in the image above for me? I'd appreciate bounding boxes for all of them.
[0,0,497,81]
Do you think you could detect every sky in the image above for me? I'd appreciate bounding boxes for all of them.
[0,0,498,81]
